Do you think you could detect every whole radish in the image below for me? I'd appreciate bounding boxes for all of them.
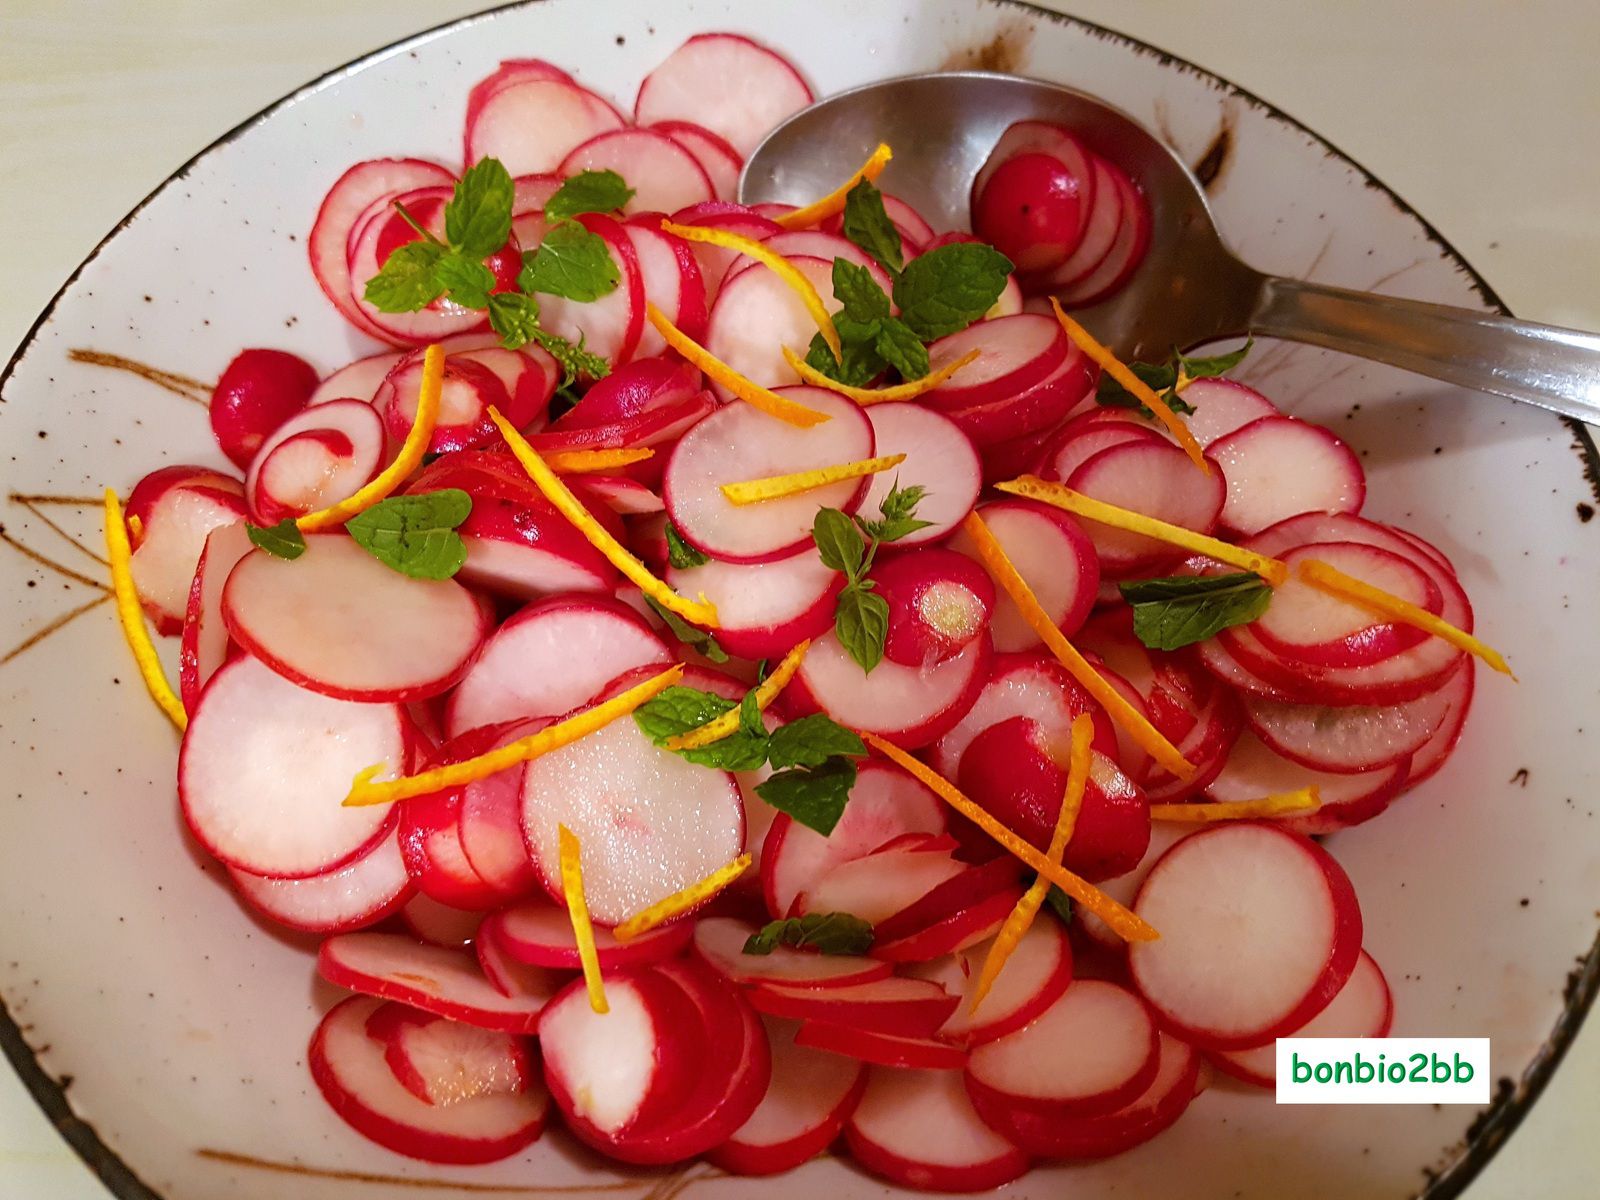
[210,348,318,468]
[973,151,1089,275]
[873,549,996,669]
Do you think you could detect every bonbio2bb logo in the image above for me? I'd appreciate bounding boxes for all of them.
[1275,1038,1490,1104]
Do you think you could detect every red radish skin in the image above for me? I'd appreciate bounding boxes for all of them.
[1129,822,1364,1050]
[1055,163,1152,306]
[365,1005,533,1107]
[796,1022,968,1070]
[948,498,1099,650]
[870,857,1023,948]
[533,213,645,367]
[179,655,409,878]
[906,917,1074,1047]
[973,151,1089,274]
[666,546,843,660]
[858,403,983,547]
[308,349,402,407]
[465,61,577,133]
[870,881,1020,964]
[690,917,892,988]
[669,202,784,297]
[1073,822,1190,950]
[747,977,960,1038]
[209,348,317,468]
[474,927,560,1000]
[125,466,248,634]
[799,843,968,924]
[511,172,563,248]
[1065,438,1227,574]
[922,314,1069,412]
[651,121,743,200]
[702,255,845,395]
[1180,377,1280,446]
[482,897,694,971]
[633,33,813,156]
[1210,415,1366,535]
[623,221,709,356]
[1038,421,1162,485]
[400,726,527,911]
[933,343,1098,449]
[1205,729,1410,836]
[399,894,485,948]
[846,1068,1029,1193]
[454,721,546,898]
[1030,156,1121,291]
[876,549,996,669]
[561,128,715,215]
[970,120,1096,242]
[309,997,549,1164]
[230,826,411,935]
[466,77,625,175]
[374,350,514,455]
[244,399,384,524]
[1407,659,1474,786]
[178,521,251,711]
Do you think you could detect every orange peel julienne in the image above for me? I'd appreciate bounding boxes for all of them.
[773,143,895,230]
[559,825,609,1014]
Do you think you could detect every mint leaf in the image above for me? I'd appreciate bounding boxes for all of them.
[1119,572,1272,651]
[527,327,610,382]
[434,251,497,311]
[1095,359,1192,416]
[666,522,709,569]
[805,329,886,387]
[363,240,447,312]
[247,518,305,560]
[743,911,874,956]
[739,688,766,739]
[521,221,620,302]
[1045,885,1073,926]
[544,170,635,225]
[835,583,889,673]
[767,714,866,771]
[831,258,891,325]
[756,757,858,837]
[633,685,735,742]
[874,316,929,380]
[1178,338,1254,380]
[855,479,933,544]
[643,594,729,664]
[345,490,471,579]
[841,179,904,277]
[445,158,515,259]
[893,243,1013,340]
[487,291,542,350]
[682,726,770,772]
[812,508,867,578]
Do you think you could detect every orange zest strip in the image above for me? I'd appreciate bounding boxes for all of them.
[1150,787,1321,823]
[721,455,906,506]
[862,732,1158,943]
[961,511,1195,779]
[970,713,1095,1013]
[1297,558,1514,678]
[1048,298,1209,473]
[664,640,811,751]
[659,222,841,359]
[559,825,609,1014]
[993,476,1288,585]
[103,489,187,731]
[487,406,719,627]
[774,143,894,230]
[544,447,655,475]
[645,304,831,429]
[299,342,443,531]
[612,855,752,943]
[780,345,983,405]
[343,665,684,807]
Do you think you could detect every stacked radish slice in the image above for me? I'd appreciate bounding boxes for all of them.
[112,28,1493,1197]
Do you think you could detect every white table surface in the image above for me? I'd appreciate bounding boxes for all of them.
[2,1,1596,1196]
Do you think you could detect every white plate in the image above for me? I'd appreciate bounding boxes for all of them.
[1,1,1596,1197]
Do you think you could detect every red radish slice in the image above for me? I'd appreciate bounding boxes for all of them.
[870,880,1022,964]
[1073,825,1191,952]
[1031,156,1122,290]
[798,1022,967,1070]
[948,498,1099,650]
[446,594,669,736]
[1408,659,1474,786]
[375,350,524,455]
[1180,377,1280,446]
[634,34,813,156]
[669,202,784,297]
[520,708,744,926]
[230,825,410,935]
[748,977,959,1037]
[466,78,625,175]
[762,760,947,918]
[798,842,965,924]
[1065,438,1227,574]
[787,628,990,749]
[533,213,645,367]
[310,997,548,1164]
[474,923,564,999]
[933,343,1098,449]
[858,403,982,547]
[622,221,708,356]
[973,151,1090,274]
[365,1005,533,1107]
[244,400,384,524]
[1205,729,1410,835]
[967,980,1160,1118]
[846,1067,1028,1193]
[663,386,873,562]
[1244,681,1457,776]
[343,190,493,346]
[876,549,996,669]
[703,255,844,394]
[666,547,842,660]
[179,655,407,877]
[970,120,1096,238]
[908,917,1074,1047]
[561,128,714,215]
[1055,163,1152,306]
[209,349,317,468]
[178,521,251,710]
[318,933,557,1033]
[982,1032,1202,1159]
[400,745,508,911]
[579,475,665,515]
[464,60,577,136]
[651,121,743,200]
[482,897,693,971]
[453,723,545,899]
[692,917,892,988]
[709,1016,866,1176]
[1210,415,1366,535]
[126,466,248,634]
[1038,422,1160,485]
[308,158,455,339]
[1129,823,1363,1049]
[922,314,1068,411]
[308,350,403,406]
[400,894,484,948]
[223,536,490,703]
[510,172,563,248]
[1212,949,1393,1087]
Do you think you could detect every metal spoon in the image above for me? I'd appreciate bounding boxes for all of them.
[741,71,1600,424]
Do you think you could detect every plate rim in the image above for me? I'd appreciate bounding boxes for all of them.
[1,2,1596,1198]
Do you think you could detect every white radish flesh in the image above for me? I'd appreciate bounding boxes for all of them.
[800,846,967,924]
[482,897,693,970]
[948,499,1099,650]
[1180,377,1279,446]
[1065,439,1226,573]
[858,403,982,547]
[702,255,843,394]
[1210,415,1366,535]
[456,721,545,897]
[244,400,384,523]
[845,1068,1028,1194]
[308,350,403,406]
[370,1008,532,1107]
[691,917,892,988]
[127,470,248,633]
[651,121,743,200]
[923,314,1068,411]
[666,548,841,660]
[1205,729,1409,834]
[466,79,625,175]
[633,34,813,156]
[230,825,410,935]
[399,894,484,948]
[621,223,699,359]
[1244,683,1456,775]
[907,917,1074,1046]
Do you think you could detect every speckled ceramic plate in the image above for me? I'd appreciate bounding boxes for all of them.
[2,2,1597,1197]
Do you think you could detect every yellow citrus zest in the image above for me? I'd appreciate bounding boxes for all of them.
[645,304,831,429]
[298,343,444,530]
[1151,787,1322,823]
[1048,298,1209,473]
[780,345,983,405]
[342,665,684,807]
[861,732,1158,943]
[774,143,895,230]
[994,476,1289,585]
[1297,558,1514,678]
[103,489,187,731]
[612,855,752,943]
[543,447,655,475]
[664,640,811,751]
[660,221,841,359]
[559,825,609,1014]
[970,713,1095,1013]
[960,511,1195,779]
[720,455,906,506]
[487,406,720,628]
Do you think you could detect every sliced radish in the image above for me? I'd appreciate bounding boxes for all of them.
[970,120,1096,240]
[876,549,996,669]
[669,201,784,297]
[1205,729,1410,835]
[473,927,559,1000]
[374,349,532,456]
[510,172,563,248]
[399,894,485,948]
[532,212,645,368]
[623,221,708,356]
[243,400,384,524]
[1129,822,1363,1049]
[691,917,892,988]
[1037,420,1161,485]
[709,1016,865,1176]
[453,722,545,899]
[869,865,1023,963]
[972,151,1089,274]
[466,78,625,174]
[561,128,714,215]
[483,897,694,971]
[634,34,813,156]
[1408,659,1474,786]
[1244,680,1458,776]
[579,475,664,515]
[1066,439,1226,574]
[179,655,407,877]
[365,1005,533,1107]
[309,997,548,1164]
[819,193,934,260]
[308,349,403,406]
[178,521,251,711]
[230,825,410,935]
[797,1022,967,1070]
[747,977,959,1037]
[651,121,743,200]
[663,386,873,562]
[948,498,1099,650]
[446,594,669,736]
[799,842,967,924]
[907,917,1074,1047]
[1055,163,1151,306]
[703,255,845,394]
[1180,377,1279,446]
[318,933,557,1033]
[666,547,842,660]
[749,230,894,292]
[857,403,982,547]
[934,343,1098,449]
[1210,415,1366,535]
[846,1067,1029,1193]
[922,314,1068,411]
[126,466,248,634]
[1029,156,1122,291]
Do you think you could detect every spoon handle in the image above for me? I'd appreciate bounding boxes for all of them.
[1250,276,1600,425]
